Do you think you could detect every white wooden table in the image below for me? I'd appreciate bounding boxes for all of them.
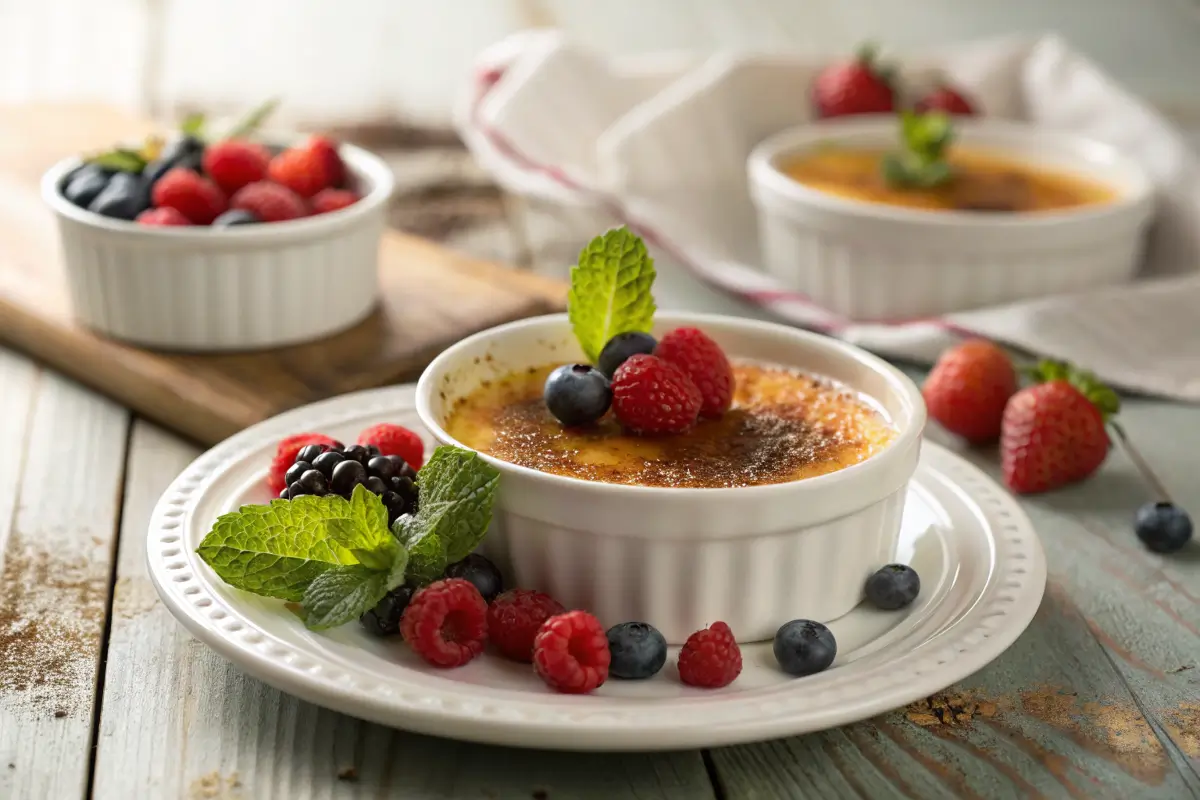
[2,146,1199,800]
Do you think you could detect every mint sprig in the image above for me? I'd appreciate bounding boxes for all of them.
[195,445,498,631]
[391,446,501,584]
[881,111,955,189]
[568,227,657,363]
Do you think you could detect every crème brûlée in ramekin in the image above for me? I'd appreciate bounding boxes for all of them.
[416,312,926,644]
[445,361,895,489]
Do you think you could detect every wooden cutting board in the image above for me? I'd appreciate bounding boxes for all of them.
[0,104,566,445]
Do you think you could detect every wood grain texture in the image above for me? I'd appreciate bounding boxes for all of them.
[90,421,715,800]
[709,393,1200,800]
[0,104,566,446]
[0,351,130,799]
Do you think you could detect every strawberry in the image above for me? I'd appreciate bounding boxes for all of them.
[654,327,734,418]
[1000,361,1119,495]
[915,84,977,116]
[229,181,308,222]
[268,145,331,198]
[306,135,347,188]
[136,207,191,226]
[922,339,1017,444]
[310,188,358,215]
[202,139,272,194]
[357,423,425,470]
[151,167,227,225]
[267,432,341,493]
[812,43,896,118]
[611,354,702,435]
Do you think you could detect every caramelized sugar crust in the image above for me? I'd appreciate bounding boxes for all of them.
[444,361,895,489]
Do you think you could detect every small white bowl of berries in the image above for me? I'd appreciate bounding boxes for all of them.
[41,102,394,351]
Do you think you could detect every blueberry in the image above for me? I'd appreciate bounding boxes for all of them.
[298,469,329,496]
[773,620,837,676]
[598,332,657,378]
[543,364,612,426]
[284,460,311,487]
[87,172,148,220]
[359,585,414,636]
[296,444,328,465]
[213,209,260,227]
[442,554,503,603]
[63,164,113,207]
[330,459,368,497]
[311,450,344,479]
[606,622,668,679]
[1134,502,1193,554]
[143,135,205,186]
[864,564,921,610]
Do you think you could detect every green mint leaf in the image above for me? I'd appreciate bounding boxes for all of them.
[568,227,657,362]
[85,149,147,173]
[196,497,363,601]
[392,513,446,586]
[180,112,206,139]
[225,98,280,140]
[387,541,410,591]
[415,446,500,564]
[301,565,390,630]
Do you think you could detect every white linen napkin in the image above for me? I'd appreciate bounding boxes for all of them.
[455,31,1200,402]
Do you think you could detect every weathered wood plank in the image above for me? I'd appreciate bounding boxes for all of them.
[709,393,1200,800]
[91,421,716,799]
[0,348,130,800]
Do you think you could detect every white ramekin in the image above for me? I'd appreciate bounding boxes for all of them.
[41,142,394,351]
[416,312,925,644]
[748,116,1155,321]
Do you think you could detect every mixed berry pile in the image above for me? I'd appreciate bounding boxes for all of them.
[542,326,734,435]
[61,103,359,227]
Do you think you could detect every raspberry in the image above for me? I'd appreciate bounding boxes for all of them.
[677,621,742,688]
[151,167,227,225]
[654,327,734,418]
[268,146,331,198]
[488,590,566,662]
[311,188,359,215]
[306,135,347,187]
[611,354,701,435]
[267,432,340,493]
[229,181,308,223]
[136,207,191,226]
[532,611,610,694]
[202,139,271,195]
[357,423,425,470]
[401,578,488,667]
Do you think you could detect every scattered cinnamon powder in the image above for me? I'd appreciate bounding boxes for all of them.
[1162,702,1200,759]
[905,692,998,727]
[189,771,243,799]
[0,535,110,710]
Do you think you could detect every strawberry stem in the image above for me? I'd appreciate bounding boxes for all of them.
[1109,421,1173,503]
[1024,359,1120,420]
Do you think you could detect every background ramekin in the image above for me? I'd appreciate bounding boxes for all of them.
[416,312,926,644]
[748,116,1156,321]
[41,142,394,351]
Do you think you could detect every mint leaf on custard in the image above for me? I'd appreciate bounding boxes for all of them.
[882,110,955,189]
[568,227,657,363]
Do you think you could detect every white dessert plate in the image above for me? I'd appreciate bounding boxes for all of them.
[147,384,1046,751]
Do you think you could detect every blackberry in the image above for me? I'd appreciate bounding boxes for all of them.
[281,437,418,521]
[359,585,414,637]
